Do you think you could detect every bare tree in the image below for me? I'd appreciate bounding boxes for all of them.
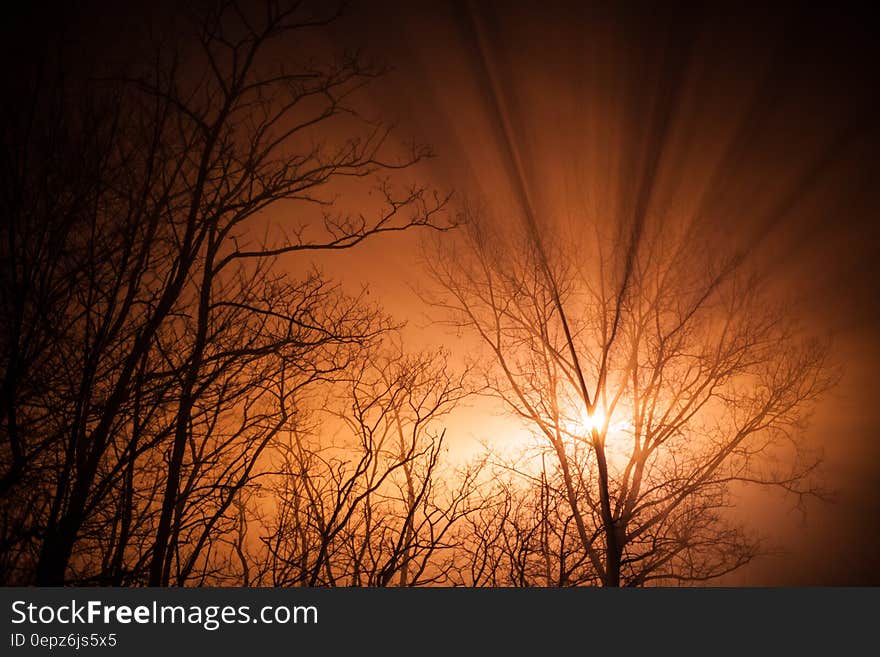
[259,341,480,587]
[451,450,599,587]
[425,208,834,586]
[0,1,451,586]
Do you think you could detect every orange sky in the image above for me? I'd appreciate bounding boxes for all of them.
[298,0,880,584]
[20,0,880,584]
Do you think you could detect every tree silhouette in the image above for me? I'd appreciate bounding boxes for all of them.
[1,0,841,589]
[0,1,450,586]
[259,342,480,587]
[426,208,834,586]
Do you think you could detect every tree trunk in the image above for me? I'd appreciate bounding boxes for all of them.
[35,516,79,585]
[594,438,621,587]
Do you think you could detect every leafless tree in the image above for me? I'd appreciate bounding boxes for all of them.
[258,341,481,587]
[0,1,451,586]
[451,450,599,587]
[425,207,835,586]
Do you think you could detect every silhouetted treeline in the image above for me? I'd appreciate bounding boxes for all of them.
[1,1,833,587]
[0,1,454,586]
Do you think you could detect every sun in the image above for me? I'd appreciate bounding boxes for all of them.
[576,407,606,435]
[570,405,634,441]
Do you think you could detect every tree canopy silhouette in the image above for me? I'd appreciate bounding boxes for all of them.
[0,0,451,585]
[426,208,834,586]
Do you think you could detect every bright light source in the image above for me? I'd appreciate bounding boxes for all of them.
[573,407,632,437]
[576,408,605,435]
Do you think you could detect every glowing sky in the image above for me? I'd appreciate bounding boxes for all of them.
[315,1,880,584]
[10,0,879,584]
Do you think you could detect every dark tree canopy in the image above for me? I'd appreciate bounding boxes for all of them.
[0,1,838,588]
[426,207,833,586]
